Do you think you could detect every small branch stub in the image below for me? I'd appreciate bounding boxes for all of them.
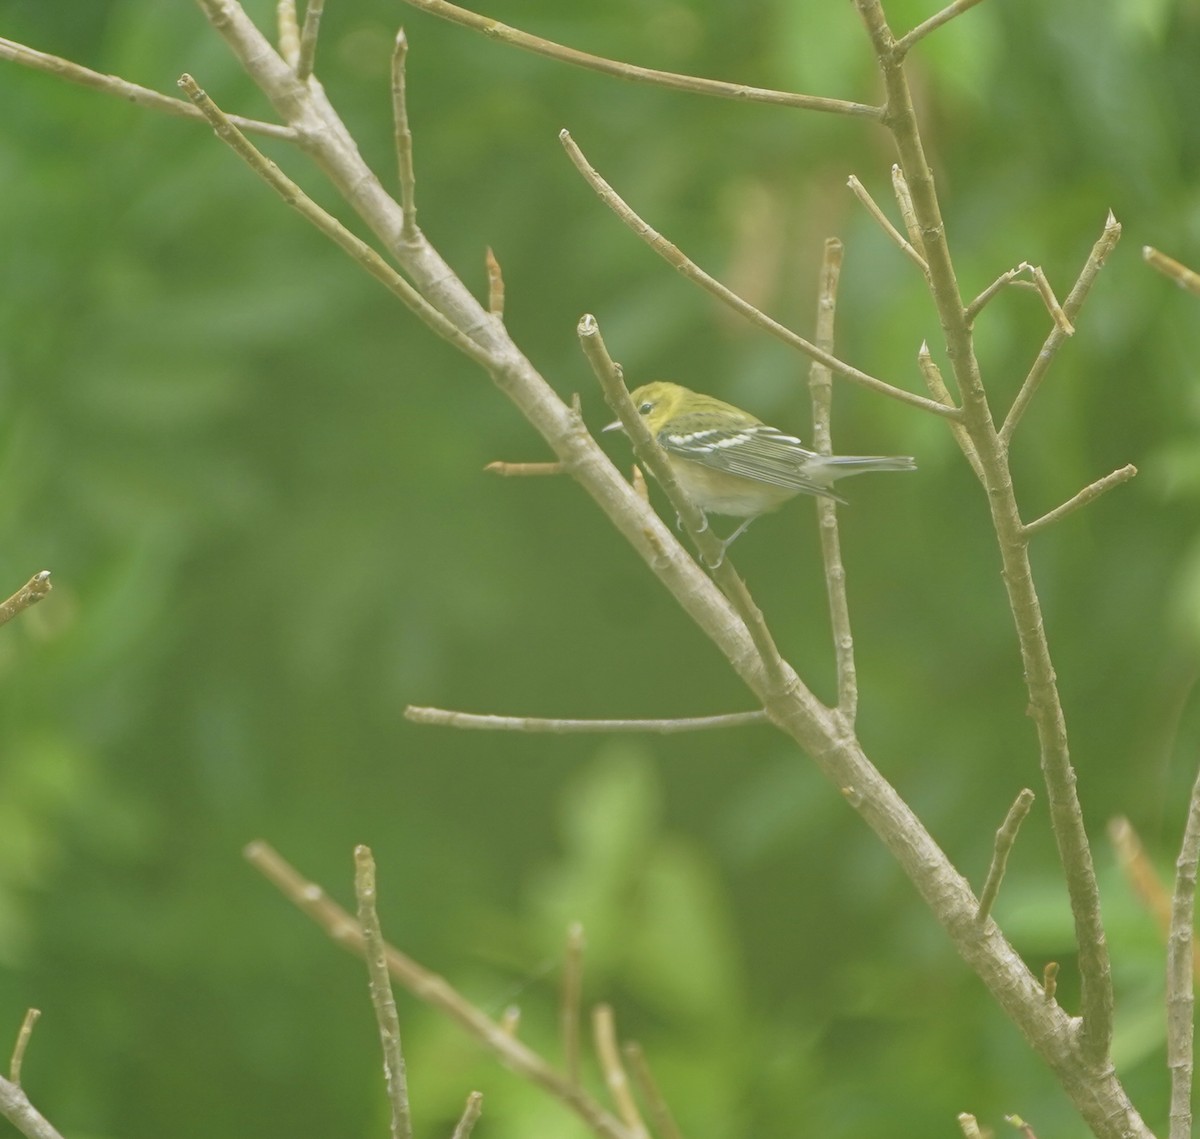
[977,788,1035,923]
[0,571,52,629]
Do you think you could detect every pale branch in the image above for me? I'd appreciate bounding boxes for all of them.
[592,1006,649,1139]
[0,1075,65,1139]
[958,1114,985,1139]
[562,923,585,1087]
[1028,265,1074,336]
[277,0,301,66]
[916,344,981,480]
[1110,818,1175,939]
[450,1091,484,1139]
[1167,760,1200,1139]
[0,571,52,629]
[0,37,295,141]
[354,846,414,1139]
[577,314,792,694]
[1144,245,1200,295]
[976,789,1035,923]
[889,164,925,259]
[244,842,636,1139]
[894,0,990,56]
[855,0,1121,1080]
[404,705,769,733]
[561,131,959,422]
[392,30,418,238]
[964,264,1041,326]
[484,461,565,477]
[295,0,325,80]
[807,237,858,720]
[395,0,883,119]
[485,246,505,316]
[7,1010,39,1087]
[1000,212,1122,446]
[1021,465,1137,537]
[846,175,928,274]
[622,1043,686,1139]
[177,74,496,370]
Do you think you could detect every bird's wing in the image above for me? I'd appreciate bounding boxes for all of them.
[658,420,835,497]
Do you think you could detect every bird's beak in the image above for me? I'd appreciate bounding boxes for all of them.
[602,418,624,434]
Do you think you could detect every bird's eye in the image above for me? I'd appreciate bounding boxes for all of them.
[638,401,653,415]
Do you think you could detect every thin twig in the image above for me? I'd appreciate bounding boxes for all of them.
[395,0,883,118]
[8,1011,40,1087]
[485,247,505,317]
[277,0,301,65]
[405,705,768,733]
[1042,962,1058,1002]
[623,1043,686,1139]
[916,344,982,480]
[592,1005,648,1139]
[807,238,858,720]
[964,264,1040,326]
[957,1114,985,1139]
[499,1006,521,1036]
[846,176,928,274]
[450,1091,484,1139]
[0,38,295,141]
[296,0,326,80]
[484,461,565,477]
[392,30,418,238]
[177,75,495,370]
[1021,465,1137,537]
[0,572,52,629]
[561,132,958,422]
[355,845,414,1139]
[1006,1115,1038,1139]
[890,164,925,259]
[1028,265,1075,336]
[1144,246,1200,296]
[976,789,1035,923]
[894,0,989,56]
[1000,211,1122,445]
[1167,758,1200,1139]
[562,923,585,1086]
[244,842,634,1139]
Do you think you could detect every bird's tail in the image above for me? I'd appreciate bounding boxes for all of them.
[815,454,917,481]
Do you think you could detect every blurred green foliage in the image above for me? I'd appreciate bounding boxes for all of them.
[0,0,1199,1137]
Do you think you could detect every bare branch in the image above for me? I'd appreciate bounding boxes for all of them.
[916,343,982,481]
[0,37,295,141]
[0,572,52,629]
[846,175,928,274]
[561,132,958,421]
[395,0,883,118]
[562,923,585,1086]
[485,246,505,317]
[895,0,989,56]
[1001,212,1122,445]
[277,0,301,65]
[807,237,858,720]
[450,1092,484,1139]
[1168,759,1200,1139]
[484,461,564,477]
[392,30,419,238]
[7,1011,39,1088]
[957,1114,985,1139]
[592,1005,648,1139]
[355,846,414,1139]
[623,1043,686,1139]
[1144,246,1200,295]
[1022,465,1137,537]
[177,74,495,369]
[0,1068,65,1139]
[1028,265,1074,336]
[889,164,925,259]
[964,264,1040,326]
[244,842,635,1139]
[295,0,326,80]
[976,789,1035,923]
[405,705,768,733]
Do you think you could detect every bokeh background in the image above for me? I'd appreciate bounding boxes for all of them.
[1,0,1199,1136]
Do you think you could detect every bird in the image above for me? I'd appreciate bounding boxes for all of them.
[605,380,916,555]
